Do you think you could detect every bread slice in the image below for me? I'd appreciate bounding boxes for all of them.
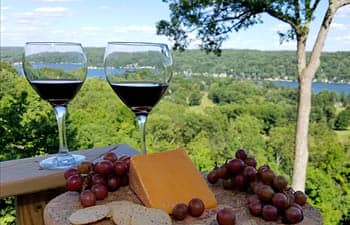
[130,207,171,225]
[68,205,110,225]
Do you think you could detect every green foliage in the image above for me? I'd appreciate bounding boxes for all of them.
[1,61,349,225]
[306,167,350,225]
[335,106,350,130]
[0,198,16,225]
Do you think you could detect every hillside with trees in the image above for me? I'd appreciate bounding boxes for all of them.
[0,61,349,225]
[1,47,350,83]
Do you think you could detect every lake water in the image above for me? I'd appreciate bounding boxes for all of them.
[16,66,350,94]
[271,80,350,94]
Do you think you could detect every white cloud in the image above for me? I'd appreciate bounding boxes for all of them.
[99,5,110,9]
[112,25,156,33]
[331,23,349,30]
[80,26,101,31]
[335,35,350,41]
[34,7,69,16]
[336,5,350,18]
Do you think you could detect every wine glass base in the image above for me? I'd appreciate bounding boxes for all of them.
[39,154,85,170]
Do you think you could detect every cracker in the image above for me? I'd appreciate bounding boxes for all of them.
[68,205,110,225]
[130,207,171,225]
[108,201,144,225]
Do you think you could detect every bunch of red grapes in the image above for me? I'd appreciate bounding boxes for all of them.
[64,152,130,207]
[207,149,306,224]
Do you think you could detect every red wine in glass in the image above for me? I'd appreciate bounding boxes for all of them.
[30,80,83,106]
[110,82,168,115]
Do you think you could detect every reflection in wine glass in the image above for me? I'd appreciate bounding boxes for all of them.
[104,42,172,154]
[23,42,87,169]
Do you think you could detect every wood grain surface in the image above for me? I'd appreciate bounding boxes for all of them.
[0,144,139,198]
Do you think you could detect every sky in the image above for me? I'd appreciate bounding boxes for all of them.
[1,0,350,51]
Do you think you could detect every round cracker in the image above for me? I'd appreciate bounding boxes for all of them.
[68,205,110,225]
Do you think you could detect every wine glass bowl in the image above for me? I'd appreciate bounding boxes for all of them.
[23,42,87,169]
[104,42,172,154]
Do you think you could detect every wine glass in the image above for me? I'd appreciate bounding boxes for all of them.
[104,42,172,154]
[23,42,87,169]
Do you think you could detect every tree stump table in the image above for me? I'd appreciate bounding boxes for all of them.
[44,180,323,225]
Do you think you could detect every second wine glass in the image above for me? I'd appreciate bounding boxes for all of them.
[104,42,172,154]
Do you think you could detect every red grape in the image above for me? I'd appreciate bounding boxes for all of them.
[80,190,96,207]
[257,165,270,180]
[227,159,245,175]
[77,161,93,174]
[90,173,107,185]
[233,174,247,190]
[243,166,257,182]
[235,149,248,160]
[260,169,275,185]
[285,205,304,224]
[66,174,83,191]
[257,184,274,202]
[114,161,128,176]
[94,160,114,175]
[272,193,289,209]
[247,194,260,205]
[171,203,188,220]
[244,157,257,168]
[286,187,295,205]
[207,171,219,184]
[119,155,131,170]
[107,175,121,191]
[216,208,236,225]
[216,166,229,179]
[250,181,263,195]
[248,202,262,217]
[262,205,278,221]
[91,183,108,200]
[273,175,288,191]
[103,152,118,162]
[188,198,205,217]
[294,190,307,206]
[64,168,79,179]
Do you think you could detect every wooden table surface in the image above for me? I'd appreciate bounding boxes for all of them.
[0,144,140,225]
[0,144,139,198]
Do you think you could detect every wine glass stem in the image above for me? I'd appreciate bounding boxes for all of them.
[136,114,148,154]
[54,105,69,155]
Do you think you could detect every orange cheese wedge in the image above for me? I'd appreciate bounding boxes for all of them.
[129,148,217,213]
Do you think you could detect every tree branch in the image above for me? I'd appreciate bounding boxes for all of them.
[264,7,298,31]
[294,0,301,24]
[306,1,337,77]
[311,0,321,11]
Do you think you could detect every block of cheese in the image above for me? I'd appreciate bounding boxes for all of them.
[129,148,217,213]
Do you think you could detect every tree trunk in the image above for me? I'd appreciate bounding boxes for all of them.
[292,34,309,192]
[292,72,312,192]
[291,0,349,191]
